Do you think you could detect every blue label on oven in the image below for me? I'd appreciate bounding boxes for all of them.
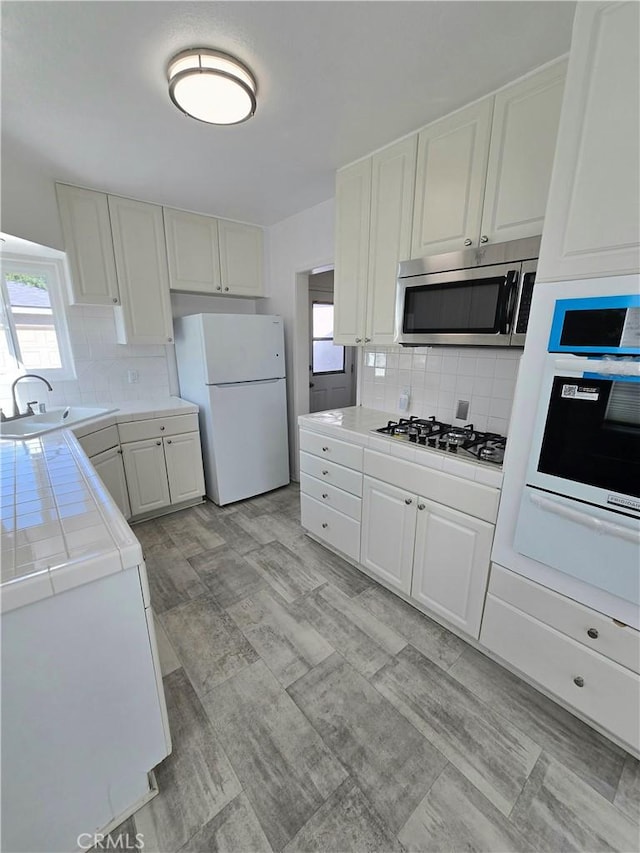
[549,294,640,354]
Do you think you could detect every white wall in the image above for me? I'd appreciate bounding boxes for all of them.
[262,198,335,476]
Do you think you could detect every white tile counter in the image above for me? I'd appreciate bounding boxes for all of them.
[298,406,503,488]
[71,395,198,438]
[0,430,144,613]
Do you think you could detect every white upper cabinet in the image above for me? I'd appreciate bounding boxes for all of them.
[481,60,567,245]
[108,196,174,346]
[164,208,221,294]
[537,2,640,281]
[412,99,493,258]
[218,220,264,297]
[333,158,371,345]
[334,137,416,346]
[56,184,120,306]
[366,137,417,345]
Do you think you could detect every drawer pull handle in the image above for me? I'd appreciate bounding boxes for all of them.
[405,498,412,505]
[573,676,585,688]
[418,503,425,510]
[587,628,599,639]
[322,446,329,452]
[322,470,329,475]
[322,493,328,499]
[322,522,328,529]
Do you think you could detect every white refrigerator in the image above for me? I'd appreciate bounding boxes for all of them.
[174,313,290,505]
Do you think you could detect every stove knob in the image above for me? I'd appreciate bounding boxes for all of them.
[449,445,457,454]
[428,438,436,447]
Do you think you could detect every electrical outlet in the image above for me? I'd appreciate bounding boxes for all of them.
[399,385,411,412]
[127,369,139,384]
[456,399,470,420]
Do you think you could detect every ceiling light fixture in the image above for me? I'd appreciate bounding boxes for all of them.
[167,48,257,125]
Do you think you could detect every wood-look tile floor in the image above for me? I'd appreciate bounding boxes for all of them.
[107,484,639,853]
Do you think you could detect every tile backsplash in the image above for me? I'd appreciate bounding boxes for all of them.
[359,345,521,435]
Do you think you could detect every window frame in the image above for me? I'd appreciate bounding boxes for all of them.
[311,300,346,376]
[1,253,76,381]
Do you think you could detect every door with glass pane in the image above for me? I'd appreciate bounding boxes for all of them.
[309,285,356,413]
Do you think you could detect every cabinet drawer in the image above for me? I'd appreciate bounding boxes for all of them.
[301,494,361,562]
[299,430,363,471]
[481,594,640,752]
[300,473,361,521]
[489,564,640,674]
[300,452,363,496]
[77,425,119,459]
[118,413,199,444]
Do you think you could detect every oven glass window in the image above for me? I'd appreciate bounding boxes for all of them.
[537,376,640,499]
[403,277,503,334]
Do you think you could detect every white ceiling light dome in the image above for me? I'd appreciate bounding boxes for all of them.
[167,48,257,125]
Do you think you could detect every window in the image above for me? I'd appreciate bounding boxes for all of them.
[311,302,345,374]
[1,255,75,381]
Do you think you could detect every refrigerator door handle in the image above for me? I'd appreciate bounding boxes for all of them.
[213,378,284,387]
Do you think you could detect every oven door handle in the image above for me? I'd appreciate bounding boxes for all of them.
[529,491,640,544]
[498,270,519,334]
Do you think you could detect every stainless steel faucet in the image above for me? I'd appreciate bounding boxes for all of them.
[9,374,53,419]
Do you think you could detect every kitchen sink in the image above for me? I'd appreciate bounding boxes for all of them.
[0,407,117,440]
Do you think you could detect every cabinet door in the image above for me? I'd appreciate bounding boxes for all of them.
[163,432,205,505]
[108,196,174,345]
[164,208,221,294]
[481,61,566,245]
[537,2,640,281]
[91,447,132,520]
[333,158,371,345]
[218,220,264,297]
[56,184,120,306]
[122,439,170,517]
[366,136,417,345]
[412,498,493,638]
[360,476,416,594]
[411,98,493,258]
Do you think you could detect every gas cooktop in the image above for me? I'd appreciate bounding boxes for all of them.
[373,416,506,466]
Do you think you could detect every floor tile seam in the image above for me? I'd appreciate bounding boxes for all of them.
[186,541,255,573]
[156,588,227,622]
[395,759,451,843]
[171,788,253,853]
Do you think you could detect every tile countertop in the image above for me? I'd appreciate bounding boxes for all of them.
[298,406,503,489]
[0,396,199,615]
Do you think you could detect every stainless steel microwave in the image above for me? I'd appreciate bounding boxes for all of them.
[395,236,540,347]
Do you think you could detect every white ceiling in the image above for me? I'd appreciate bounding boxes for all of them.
[2,1,576,227]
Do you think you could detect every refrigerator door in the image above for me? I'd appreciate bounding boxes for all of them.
[200,314,285,384]
[204,378,290,504]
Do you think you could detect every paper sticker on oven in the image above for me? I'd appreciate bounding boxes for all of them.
[561,384,599,401]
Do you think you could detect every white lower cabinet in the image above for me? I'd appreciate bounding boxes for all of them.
[122,439,172,517]
[412,498,493,637]
[163,432,206,504]
[91,447,131,520]
[360,477,416,594]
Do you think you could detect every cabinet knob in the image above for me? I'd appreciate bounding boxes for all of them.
[322,446,329,452]
[117,448,123,454]
[573,676,585,688]
[365,337,371,343]
[587,628,599,639]
[480,235,489,244]
[224,287,230,292]
[167,337,173,342]
[322,522,328,529]
[405,497,412,505]
[112,297,118,304]
[160,426,165,431]
[322,493,328,499]
[355,337,362,343]
[166,439,172,444]
[464,238,472,247]
[418,503,425,510]
[156,441,161,446]
[216,286,222,291]
[322,470,329,475]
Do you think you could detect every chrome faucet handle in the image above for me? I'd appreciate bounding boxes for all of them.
[26,401,38,415]
[0,409,5,422]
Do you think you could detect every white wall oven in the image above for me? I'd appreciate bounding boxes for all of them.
[514,294,640,606]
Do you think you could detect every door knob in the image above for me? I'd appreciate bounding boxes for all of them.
[464,238,472,246]
[480,235,489,244]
